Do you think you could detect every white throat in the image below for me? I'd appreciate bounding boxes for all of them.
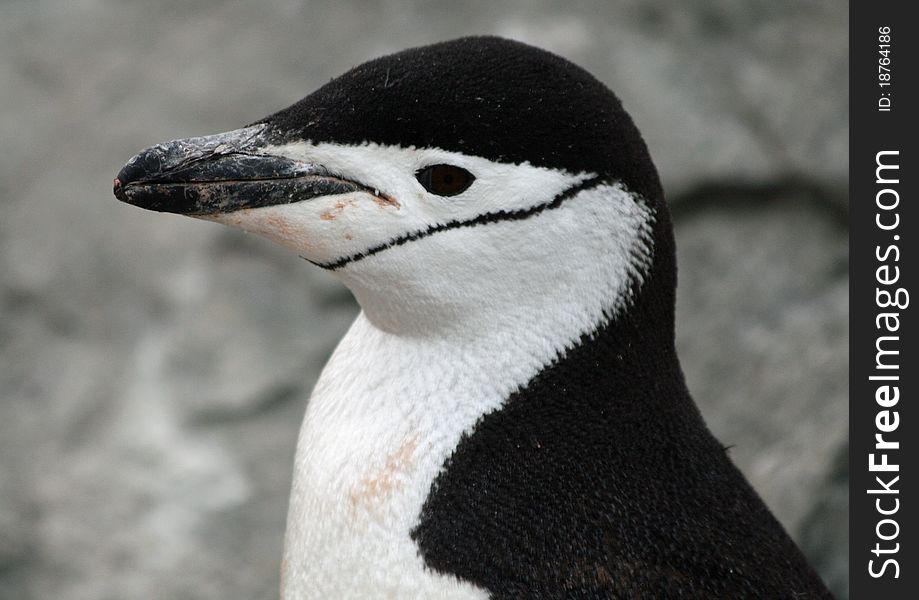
[281,183,654,599]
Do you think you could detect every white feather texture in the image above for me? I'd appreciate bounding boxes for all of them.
[204,142,589,268]
[205,142,654,599]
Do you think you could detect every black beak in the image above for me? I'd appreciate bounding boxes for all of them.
[113,124,366,215]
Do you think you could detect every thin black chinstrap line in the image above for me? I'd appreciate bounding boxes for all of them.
[304,175,607,271]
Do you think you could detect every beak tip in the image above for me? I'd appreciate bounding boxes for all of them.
[113,177,126,201]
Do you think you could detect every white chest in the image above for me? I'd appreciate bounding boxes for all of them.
[280,316,495,599]
[278,184,652,598]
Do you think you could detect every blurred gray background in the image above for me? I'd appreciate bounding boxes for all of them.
[0,1,848,598]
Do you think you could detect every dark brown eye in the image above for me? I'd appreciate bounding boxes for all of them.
[415,164,475,196]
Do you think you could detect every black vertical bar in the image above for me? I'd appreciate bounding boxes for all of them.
[850,2,916,598]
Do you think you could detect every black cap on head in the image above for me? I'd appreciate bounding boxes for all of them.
[260,36,662,202]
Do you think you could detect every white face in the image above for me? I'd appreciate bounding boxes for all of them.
[203,141,653,337]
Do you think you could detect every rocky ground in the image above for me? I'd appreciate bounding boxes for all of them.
[1,1,847,598]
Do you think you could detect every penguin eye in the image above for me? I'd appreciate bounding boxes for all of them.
[415,164,475,196]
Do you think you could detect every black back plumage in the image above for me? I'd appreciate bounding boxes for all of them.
[267,36,831,598]
[411,200,832,598]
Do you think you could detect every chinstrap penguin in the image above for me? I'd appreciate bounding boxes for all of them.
[114,36,833,599]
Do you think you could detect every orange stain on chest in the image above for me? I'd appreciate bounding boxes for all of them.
[349,433,419,515]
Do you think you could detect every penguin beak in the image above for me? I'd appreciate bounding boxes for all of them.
[113,124,366,215]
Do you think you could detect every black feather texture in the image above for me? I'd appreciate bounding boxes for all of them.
[259,36,661,201]
[411,193,833,597]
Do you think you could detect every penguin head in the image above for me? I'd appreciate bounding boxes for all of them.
[115,37,668,336]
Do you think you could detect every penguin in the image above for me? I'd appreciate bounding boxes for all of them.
[114,36,833,599]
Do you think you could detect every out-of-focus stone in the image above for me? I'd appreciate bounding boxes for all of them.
[674,191,848,598]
